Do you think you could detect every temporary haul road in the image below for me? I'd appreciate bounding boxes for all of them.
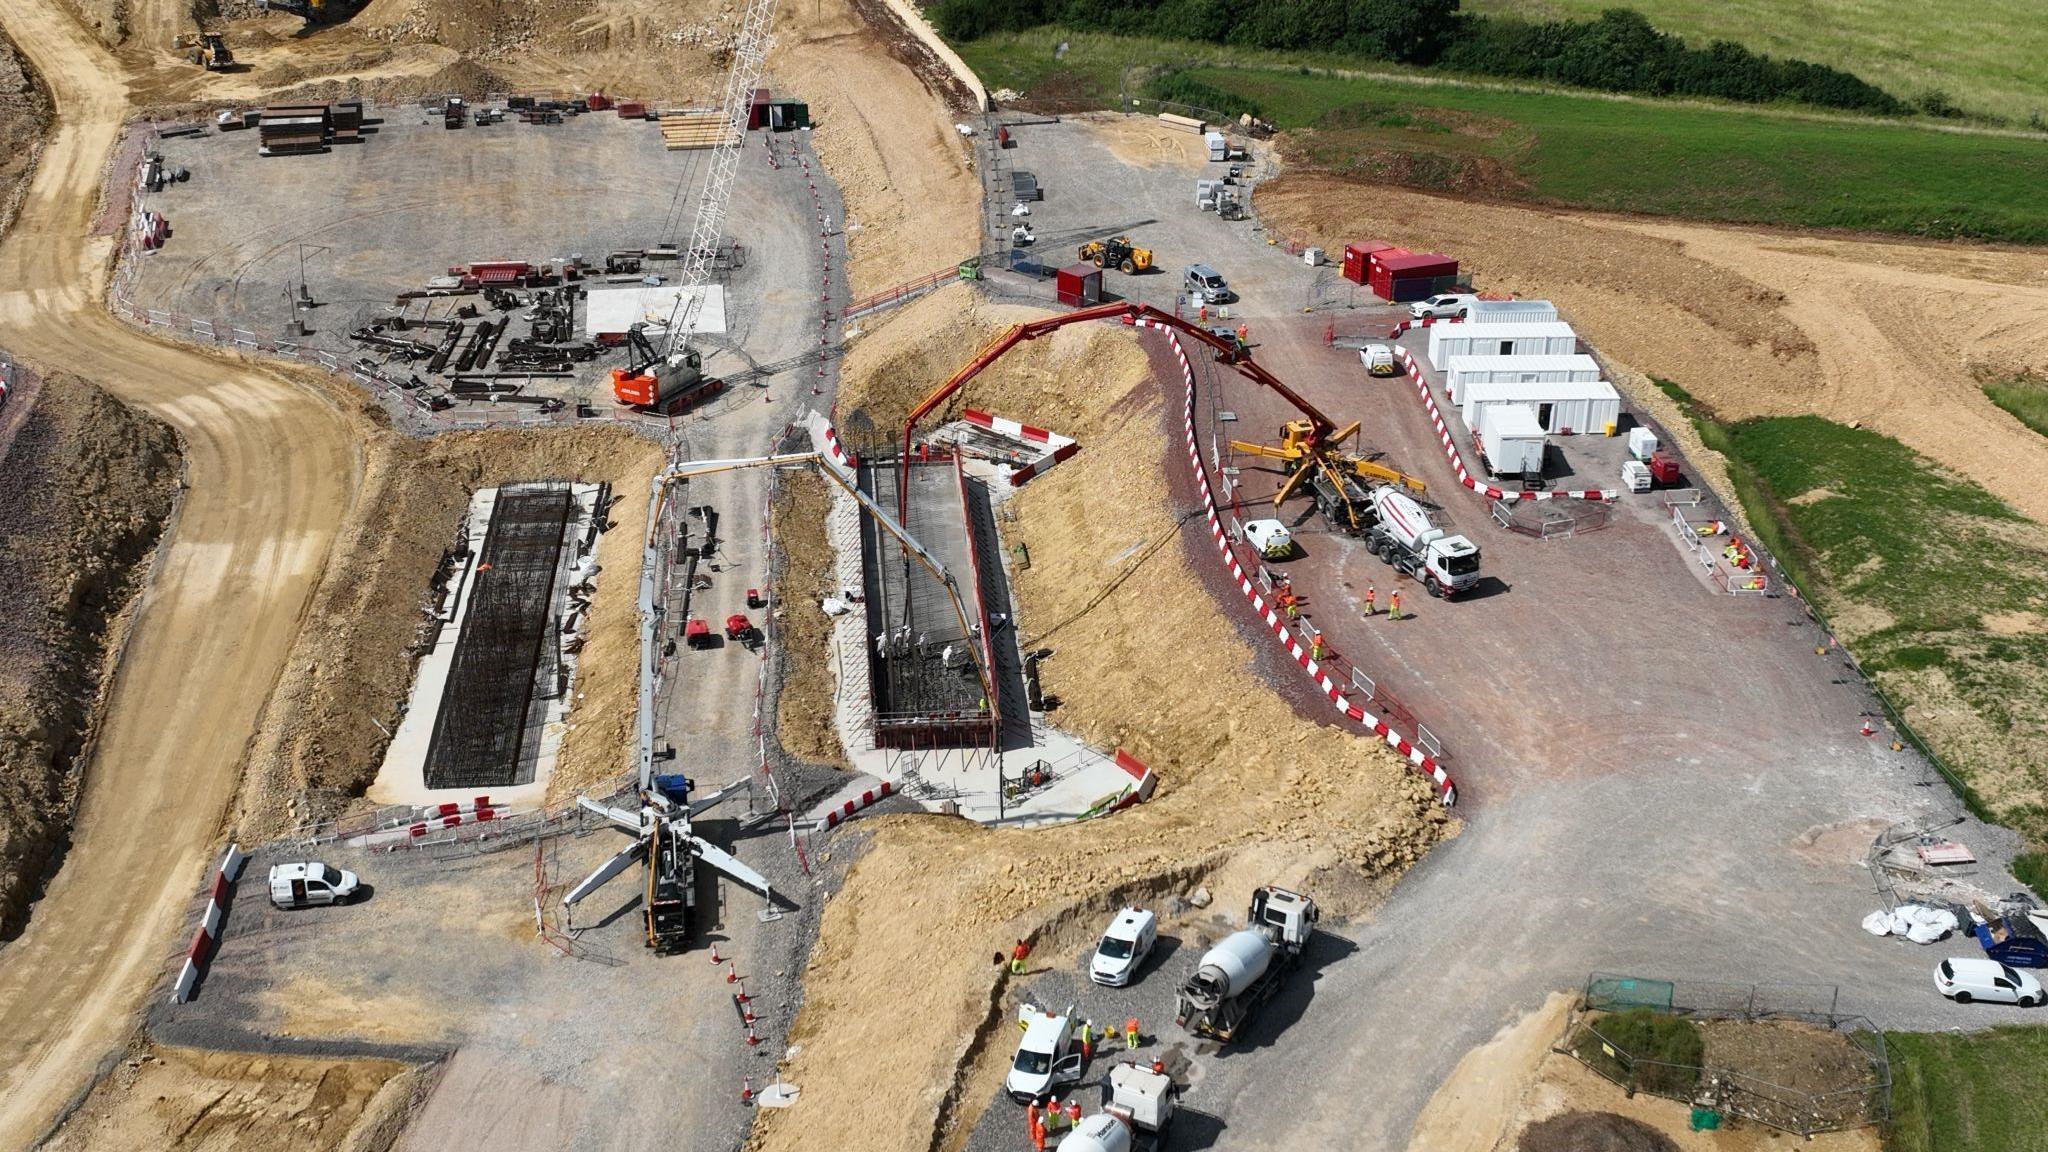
[0,1,358,1145]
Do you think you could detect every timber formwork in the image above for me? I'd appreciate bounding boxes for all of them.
[423,484,573,789]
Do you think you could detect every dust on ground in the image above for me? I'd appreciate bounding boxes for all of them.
[1407,993,1881,1152]
[751,281,1449,1152]
[768,469,846,769]
[233,398,663,839]
[42,1042,418,1152]
[0,372,180,937]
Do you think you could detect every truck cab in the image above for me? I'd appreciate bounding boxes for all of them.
[1408,293,1477,320]
[268,862,360,909]
[1367,487,1481,597]
[1250,885,1317,950]
[1007,1005,1084,1103]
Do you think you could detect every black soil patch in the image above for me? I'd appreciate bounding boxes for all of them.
[1517,1111,1679,1152]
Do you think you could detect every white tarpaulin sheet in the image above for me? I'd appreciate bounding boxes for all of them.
[1862,904,1959,943]
[583,285,727,339]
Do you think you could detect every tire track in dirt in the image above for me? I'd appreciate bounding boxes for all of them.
[0,2,360,1145]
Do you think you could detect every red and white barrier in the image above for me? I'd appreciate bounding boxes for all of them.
[418,796,494,819]
[817,779,895,830]
[958,408,1082,488]
[171,842,248,1004]
[1385,314,1459,339]
[1139,320,1456,807]
[347,805,505,848]
[1394,346,1615,504]
[1107,750,1158,813]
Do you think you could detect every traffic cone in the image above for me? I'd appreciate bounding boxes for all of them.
[746,1023,760,1046]
[726,961,738,984]
[1861,717,1875,737]
[743,1003,758,1023]
[709,944,722,965]
[741,1078,754,1103]
[735,981,752,1004]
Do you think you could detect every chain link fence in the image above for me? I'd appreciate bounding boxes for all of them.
[1559,973,1889,1136]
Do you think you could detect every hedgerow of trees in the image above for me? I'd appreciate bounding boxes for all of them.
[928,0,1909,116]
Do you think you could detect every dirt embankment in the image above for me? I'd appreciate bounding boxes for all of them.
[43,1041,420,1152]
[234,401,663,839]
[769,469,847,769]
[0,27,50,239]
[751,286,1449,1152]
[0,372,181,937]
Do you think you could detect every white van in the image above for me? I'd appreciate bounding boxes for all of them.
[1184,264,1231,305]
[1005,1004,1084,1103]
[269,862,361,909]
[1359,344,1398,377]
[1934,956,2043,1005]
[1090,907,1159,987]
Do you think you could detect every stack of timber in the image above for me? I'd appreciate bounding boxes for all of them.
[660,109,736,151]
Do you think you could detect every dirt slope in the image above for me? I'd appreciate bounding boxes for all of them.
[0,1,360,1144]
[0,27,48,238]
[1254,175,2048,524]
[0,372,181,938]
[750,286,1448,1152]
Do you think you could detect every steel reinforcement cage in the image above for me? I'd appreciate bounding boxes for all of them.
[1560,973,1891,1135]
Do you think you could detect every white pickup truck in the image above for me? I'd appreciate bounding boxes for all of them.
[1408,293,1478,320]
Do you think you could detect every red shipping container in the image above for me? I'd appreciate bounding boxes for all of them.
[1341,241,1396,286]
[1055,264,1102,308]
[747,88,771,130]
[1368,251,1456,301]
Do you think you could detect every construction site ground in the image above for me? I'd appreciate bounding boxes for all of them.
[126,110,824,419]
[958,114,2034,1149]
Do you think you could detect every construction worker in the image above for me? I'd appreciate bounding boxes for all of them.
[1011,939,1030,975]
[1389,588,1403,621]
[1079,1019,1095,1061]
[1065,1100,1082,1129]
[1235,322,1249,345]
[1310,631,1324,660]
[1125,1017,1141,1050]
[1364,584,1377,617]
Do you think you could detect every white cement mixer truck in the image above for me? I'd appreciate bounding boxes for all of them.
[1364,486,1480,599]
[1174,885,1319,1043]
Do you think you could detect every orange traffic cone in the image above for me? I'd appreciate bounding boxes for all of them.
[726,961,739,984]
[741,1078,754,1102]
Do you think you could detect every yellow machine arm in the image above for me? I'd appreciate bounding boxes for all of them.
[1347,457,1428,494]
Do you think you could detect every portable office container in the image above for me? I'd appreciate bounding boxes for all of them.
[1429,322,1578,371]
[1467,299,1558,325]
[1445,354,1602,404]
[1056,264,1101,308]
[1478,404,1547,477]
[1461,378,1621,436]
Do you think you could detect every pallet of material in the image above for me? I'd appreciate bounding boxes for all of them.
[659,110,737,150]
[1157,112,1206,133]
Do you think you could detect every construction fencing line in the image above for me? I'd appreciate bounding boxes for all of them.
[1138,318,1456,807]
[171,842,247,1004]
[1393,346,1616,504]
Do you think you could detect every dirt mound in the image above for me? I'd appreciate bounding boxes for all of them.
[234,405,663,839]
[769,470,846,769]
[1518,1111,1679,1152]
[751,285,1448,1152]
[0,371,181,937]
[0,28,48,238]
[43,1042,415,1152]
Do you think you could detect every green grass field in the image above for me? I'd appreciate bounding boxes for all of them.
[1885,1027,2048,1152]
[1467,0,2048,124]
[951,32,2048,243]
[1651,384,2048,838]
[1985,373,2048,440]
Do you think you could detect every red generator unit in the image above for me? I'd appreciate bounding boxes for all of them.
[1341,241,1396,286]
[1368,250,1458,303]
[1055,264,1102,308]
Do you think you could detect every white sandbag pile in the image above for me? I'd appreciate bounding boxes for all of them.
[1862,904,1959,943]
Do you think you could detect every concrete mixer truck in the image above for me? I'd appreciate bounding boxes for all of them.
[1362,486,1480,599]
[1174,885,1319,1043]
[1059,1064,1177,1152]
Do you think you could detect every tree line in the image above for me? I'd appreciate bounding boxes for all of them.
[929,0,1909,116]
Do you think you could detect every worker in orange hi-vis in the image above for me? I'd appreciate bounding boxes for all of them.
[1236,323,1249,345]
[1389,588,1403,621]
[1125,1017,1141,1050]
[1079,1019,1095,1060]
[1363,584,1377,617]
[1011,939,1030,975]
[1310,631,1324,660]
[1065,1100,1082,1129]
